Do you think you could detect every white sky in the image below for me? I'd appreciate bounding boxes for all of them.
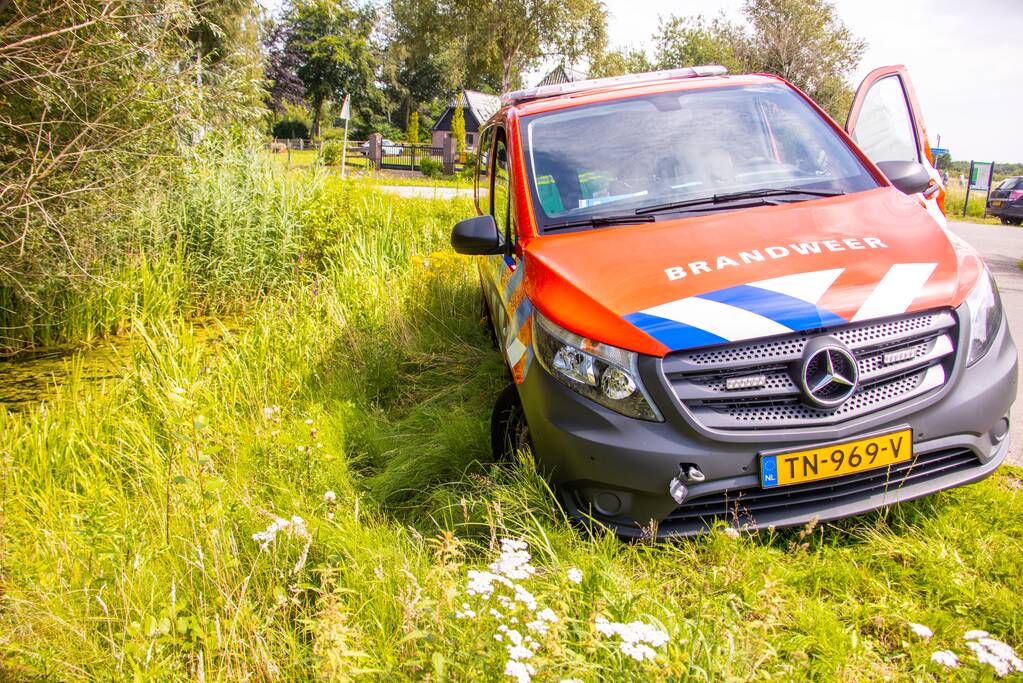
[594,0,1022,163]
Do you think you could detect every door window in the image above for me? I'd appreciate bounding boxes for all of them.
[851,75,920,163]
[492,129,510,243]
[476,126,493,210]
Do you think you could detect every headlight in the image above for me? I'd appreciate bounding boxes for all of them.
[965,268,1003,366]
[532,311,662,421]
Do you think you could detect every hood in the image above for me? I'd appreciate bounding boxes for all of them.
[522,187,982,357]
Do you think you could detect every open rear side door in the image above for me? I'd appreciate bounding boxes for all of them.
[846,65,945,217]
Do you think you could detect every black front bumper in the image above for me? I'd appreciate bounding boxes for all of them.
[517,308,1018,537]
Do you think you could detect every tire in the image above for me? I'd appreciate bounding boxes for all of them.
[1000,217,1012,225]
[490,383,533,462]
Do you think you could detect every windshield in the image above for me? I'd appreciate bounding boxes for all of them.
[522,84,879,231]
[997,178,1021,190]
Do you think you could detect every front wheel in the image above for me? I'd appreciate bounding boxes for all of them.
[491,383,533,462]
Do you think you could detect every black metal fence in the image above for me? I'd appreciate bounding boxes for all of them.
[380,143,444,171]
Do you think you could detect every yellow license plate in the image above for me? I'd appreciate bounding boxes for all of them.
[992,200,1004,207]
[760,428,912,488]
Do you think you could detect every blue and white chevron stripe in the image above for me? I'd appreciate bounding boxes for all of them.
[624,264,937,351]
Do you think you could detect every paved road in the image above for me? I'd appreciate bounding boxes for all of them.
[376,185,473,200]
[949,221,1023,466]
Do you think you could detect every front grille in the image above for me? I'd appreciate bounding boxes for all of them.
[662,310,957,430]
[663,447,979,533]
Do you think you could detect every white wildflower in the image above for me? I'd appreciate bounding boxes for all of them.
[594,616,670,662]
[296,445,306,452]
[931,650,959,668]
[252,517,291,548]
[560,679,585,683]
[323,490,337,504]
[489,608,504,619]
[251,515,312,573]
[910,623,933,639]
[304,418,314,425]
[455,608,477,619]
[490,539,536,580]
[620,642,658,662]
[261,406,280,421]
[526,619,549,635]
[512,583,538,611]
[722,527,740,539]
[965,630,990,640]
[467,570,512,599]
[505,629,523,646]
[504,659,535,683]
[506,644,534,661]
[495,633,503,642]
[966,638,1023,678]
[566,567,583,584]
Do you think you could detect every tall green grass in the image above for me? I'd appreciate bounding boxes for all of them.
[3,149,1023,681]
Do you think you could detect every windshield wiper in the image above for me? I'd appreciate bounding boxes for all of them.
[544,213,656,232]
[635,187,845,216]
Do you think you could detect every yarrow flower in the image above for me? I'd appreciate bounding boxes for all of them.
[595,616,670,662]
[566,567,583,584]
[931,650,959,668]
[490,539,537,580]
[504,659,535,683]
[323,490,337,504]
[910,622,933,639]
[722,526,741,539]
[251,515,312,573]
[965,637,1023,678]
[965,630,990,640]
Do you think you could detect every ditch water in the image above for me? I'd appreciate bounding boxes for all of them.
[0,321,239,412]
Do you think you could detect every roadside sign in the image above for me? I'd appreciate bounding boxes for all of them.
[338,94,351,121]
[970,161,993,191]
[930,147,948,158]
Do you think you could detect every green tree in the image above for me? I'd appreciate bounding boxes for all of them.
[740,0,866,118]
[654,15,743,72]
[286,0,376,137]
[654,0,864,119]
[457,0,608,92]
[589,47,655,78]
[407,111,420,142]
[451,104,466,156]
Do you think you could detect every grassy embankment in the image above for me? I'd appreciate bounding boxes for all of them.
[943,184,1001,225]
[2,144,1023,681]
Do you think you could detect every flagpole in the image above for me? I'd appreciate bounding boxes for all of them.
[340,115,349,179]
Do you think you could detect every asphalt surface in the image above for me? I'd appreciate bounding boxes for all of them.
[948,221,1023,466]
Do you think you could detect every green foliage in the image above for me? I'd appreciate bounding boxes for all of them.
[451,105,466,156]
[653,0,866,120]
[458,152,477,181]
[420,157,444,177]
[272,118,310,139]
[319,140,345,165]
[285,0,377,137]
[407,110,420,143]
[589,47,655,78]
[0,1,264,356]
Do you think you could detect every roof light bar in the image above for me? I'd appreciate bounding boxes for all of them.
[501,65,728,105]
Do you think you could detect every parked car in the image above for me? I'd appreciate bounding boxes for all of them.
[988,176,1023,225]
[358,138,402,156]
[451,65,1017,538]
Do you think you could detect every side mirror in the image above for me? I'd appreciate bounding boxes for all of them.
[451,215,503,255]
[877,160,932,196]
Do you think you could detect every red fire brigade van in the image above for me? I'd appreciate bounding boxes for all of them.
[450,65,1017,537]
